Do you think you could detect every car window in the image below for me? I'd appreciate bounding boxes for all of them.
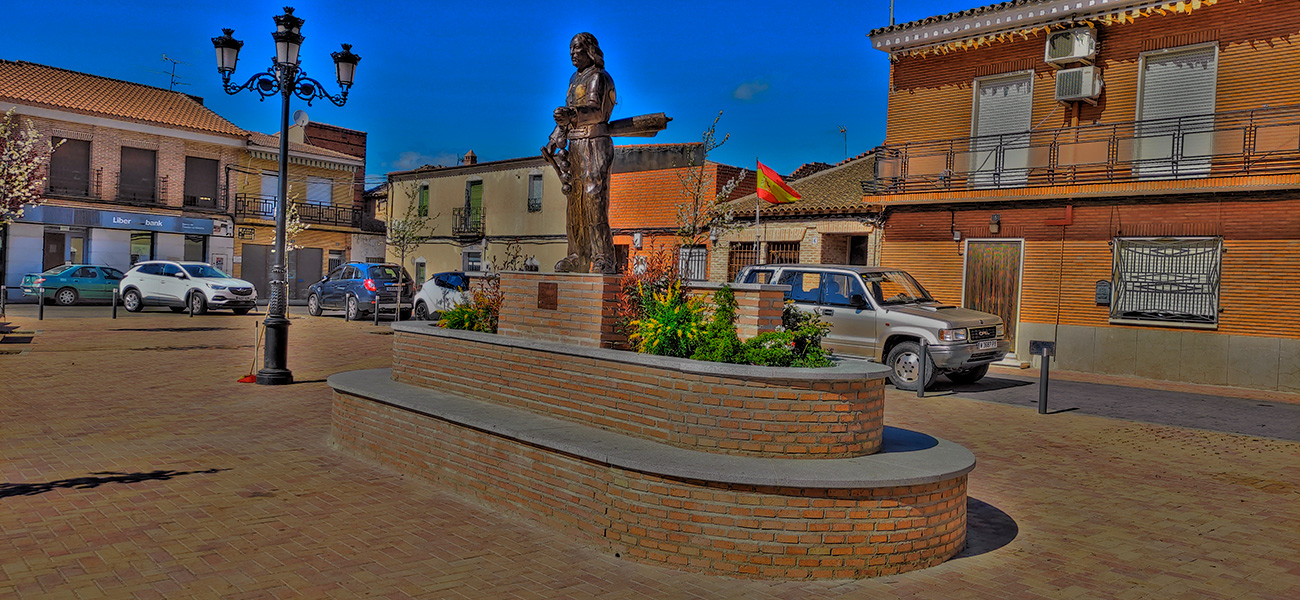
[435,273,468,290]
[73,267,98,278]
[822,273,866,307]
[326,266,344,280]
[182,264,229,278]
[342,266,360,280]
[368,265,403,281]
[161,264,183,276]
[43,266,72,276]
[743,269,775,284]
[865,271,934,305]
[136,264,161,275]
[101,268,125,280]
[777,270,822,304]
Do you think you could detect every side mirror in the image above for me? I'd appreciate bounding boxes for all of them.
[174,272,187,279]
[850,293,869,308]
[320,275,329,282]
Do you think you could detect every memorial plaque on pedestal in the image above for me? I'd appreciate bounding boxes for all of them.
[538,282,558,310]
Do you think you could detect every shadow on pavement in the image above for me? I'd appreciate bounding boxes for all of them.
[952,496,1019,559]
[0,468,229,499]
[930,376,1035,394]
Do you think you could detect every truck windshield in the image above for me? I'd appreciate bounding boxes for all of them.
[864,271,934,305]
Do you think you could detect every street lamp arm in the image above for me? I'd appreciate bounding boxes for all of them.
[220,66,282,101]
[289,70,350,107]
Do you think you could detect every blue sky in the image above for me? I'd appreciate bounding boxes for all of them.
[7,0,982,183]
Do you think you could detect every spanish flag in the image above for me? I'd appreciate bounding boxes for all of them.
[756,161,800,205]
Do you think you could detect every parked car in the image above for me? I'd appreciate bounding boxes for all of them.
[413,271,469,320]
[734,264,1010,390]
[306,262,414,321]
[119,260,258,315]
[21,264,126,305]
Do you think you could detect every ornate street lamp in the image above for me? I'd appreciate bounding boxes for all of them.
[213,7,360,385]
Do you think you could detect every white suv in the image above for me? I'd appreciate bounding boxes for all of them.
[119,261,258,315]
[412,271,468,320]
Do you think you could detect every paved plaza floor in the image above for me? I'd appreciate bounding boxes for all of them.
[2,307,1298,598]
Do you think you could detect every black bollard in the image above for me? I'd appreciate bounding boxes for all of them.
[38,286,44,321]
[916,339,929,398]
[1038,353,1051,414]
[112,288,118,319]
[1,285,6,318]
[373,298,379,326]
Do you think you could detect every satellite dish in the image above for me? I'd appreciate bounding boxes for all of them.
[292,110,310,127]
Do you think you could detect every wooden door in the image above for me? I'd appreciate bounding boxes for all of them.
[241,244,270,299]
[43,232,65,270]
[963,240,1022,346]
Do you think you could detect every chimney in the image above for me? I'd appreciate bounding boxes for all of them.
[464,149,477,165]
[288,124,306,145]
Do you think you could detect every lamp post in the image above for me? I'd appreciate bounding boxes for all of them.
[213,7,360,385]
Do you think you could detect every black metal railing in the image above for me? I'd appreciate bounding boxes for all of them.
[45,168,102,200]
[452,206,484,236]
[872,104,1300,194]
[115,173,166,204]
[234,193,362,228]
[183,193,227,212]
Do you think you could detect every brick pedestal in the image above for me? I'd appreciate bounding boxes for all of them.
[497,271,624,348]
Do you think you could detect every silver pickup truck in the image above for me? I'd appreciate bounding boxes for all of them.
[735,264,1010,390]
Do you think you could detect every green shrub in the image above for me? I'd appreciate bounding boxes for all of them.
[691,285,743,363]
[627,280,706,358]
[735,302,833,368]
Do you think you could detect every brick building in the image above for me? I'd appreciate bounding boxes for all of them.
[0,60,243,301]
[712,153,878,282]
[866,0,1300,390]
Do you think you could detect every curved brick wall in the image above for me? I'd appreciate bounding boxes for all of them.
[391,324,890,458]
[330,374,971,579]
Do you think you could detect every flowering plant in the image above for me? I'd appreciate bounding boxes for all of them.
[1,108,60,224]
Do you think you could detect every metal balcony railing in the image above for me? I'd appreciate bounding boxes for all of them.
[872,104,1300,195]
[46,168,102,200]
[234,193,362,228]
[115,173,166,204]
[452,206,484,236]
[183,193,227,212]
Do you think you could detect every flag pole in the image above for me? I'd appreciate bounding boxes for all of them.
[755,158,762,265]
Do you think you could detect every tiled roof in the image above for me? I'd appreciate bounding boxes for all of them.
[249,131,364,163]
[724,153,876,217]
[0,60,245,137]
[868,1,1033,36]
[788,162,835,181]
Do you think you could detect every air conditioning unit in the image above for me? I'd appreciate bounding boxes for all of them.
[1045,27,1096,65]
[1055,66,1103,103]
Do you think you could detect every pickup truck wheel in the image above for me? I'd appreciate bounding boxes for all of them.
[945,364,990,384]
[886,341,937,391]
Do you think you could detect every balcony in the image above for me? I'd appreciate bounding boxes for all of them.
[234,193,362,228]
[115,173,167,205]
[45,168,103,200]
[872,104,1300,201]
[183,193,228,213]
[452,206,484,237]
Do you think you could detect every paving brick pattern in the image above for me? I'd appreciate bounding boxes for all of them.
[2,310,1299,598]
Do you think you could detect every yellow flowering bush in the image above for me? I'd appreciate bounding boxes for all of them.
[627,280,707,358]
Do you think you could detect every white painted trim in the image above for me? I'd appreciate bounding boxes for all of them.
[0,101,245,147]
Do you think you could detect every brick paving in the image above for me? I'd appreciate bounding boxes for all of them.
[1,309,1298,598]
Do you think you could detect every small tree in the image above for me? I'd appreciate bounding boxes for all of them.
[1,108,60,224]
[675,111,747,250]
[386,182,437,321]
[284,200,309,252]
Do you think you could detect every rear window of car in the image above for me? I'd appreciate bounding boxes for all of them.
[435,273,467,290]
[102,268,125,280]
[42,266,73,276]
[367,265,409,281]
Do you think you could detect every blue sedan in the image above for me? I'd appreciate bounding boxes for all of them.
[21,264,126,305]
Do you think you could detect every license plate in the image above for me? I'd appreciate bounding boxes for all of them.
[978,340,997,350]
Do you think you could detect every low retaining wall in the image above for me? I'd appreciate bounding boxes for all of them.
[330,369,975,579]
[392,323,888,458]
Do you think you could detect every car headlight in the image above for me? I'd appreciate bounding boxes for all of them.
[207,283,227,290]
[939,328,967,342]
[995,323,1005,337]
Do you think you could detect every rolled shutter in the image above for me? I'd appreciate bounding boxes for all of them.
[972,74,1033,187]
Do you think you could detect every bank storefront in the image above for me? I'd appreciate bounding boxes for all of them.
[2,205,233,302]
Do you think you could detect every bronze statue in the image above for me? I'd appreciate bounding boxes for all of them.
[543,33,671,274]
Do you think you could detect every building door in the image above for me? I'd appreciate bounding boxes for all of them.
[241,243,270,298]
[290,247,323,300]
[43,231,66,270]
[963,240,1023,348]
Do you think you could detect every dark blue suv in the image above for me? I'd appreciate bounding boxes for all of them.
[306,262,414,320]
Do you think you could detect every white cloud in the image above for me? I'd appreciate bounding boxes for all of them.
[733,79,771,101]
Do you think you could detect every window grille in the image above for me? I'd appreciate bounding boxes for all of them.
[418,185,429,217]
[766,241,801,265]
[527,174,543,212]
[1111,237,1221,325]
[727,242,756,282]
[678,246,708,281]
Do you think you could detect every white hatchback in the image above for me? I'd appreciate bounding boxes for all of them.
[412,271,468,320]
[119,261,258,315]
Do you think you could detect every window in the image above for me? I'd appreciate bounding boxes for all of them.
[414,260,426,286]
[183,157,219,208]
[130,232,154,264]
[766,241,800,265]
[328,250,343,272]
[119,147,157,202]
[435,273,468,290]
[971,72,1032,188]
[1135,45,1218,179]
[849,235,871,266]
[822,273,866,307]
[184,235,207,262]
[342,265,361,280]
[527,173,543,212]
[418,185,429,217]
[679,245,707,281]
[777,271,822,304]
[743,269,774,284]
[73,267,99,279]
[727,242,757,282]
[613,244,629,274]
[466,180,483,213]
[307,176,331,205]
[101,267,125,281]
[49,138,91,196]
[136,263,163,275]
[464,250,483,272]
[1111,237,1221,326]
[160,263,183,277]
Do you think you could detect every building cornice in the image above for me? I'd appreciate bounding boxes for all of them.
[0,101,247,148]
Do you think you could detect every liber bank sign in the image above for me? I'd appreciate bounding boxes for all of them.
[17,205,215,235]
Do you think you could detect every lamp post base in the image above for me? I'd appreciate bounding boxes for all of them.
[255,368,294,385]
[256,316,293,385]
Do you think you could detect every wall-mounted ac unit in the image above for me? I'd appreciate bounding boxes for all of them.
[1045,27,1097,65]
[1055,66,1103,102]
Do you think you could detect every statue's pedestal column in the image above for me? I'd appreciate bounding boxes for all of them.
[497,271,626,349]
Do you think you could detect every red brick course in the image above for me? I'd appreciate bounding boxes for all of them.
[391,328,885,458]
[497,271,625,348]
[331,390,968,579]
[686,283,785,340]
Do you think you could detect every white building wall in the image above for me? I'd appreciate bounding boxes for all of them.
[4,223,44,302]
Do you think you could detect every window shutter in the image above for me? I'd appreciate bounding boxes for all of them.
[1136,46,1217,177]
[972,74,1033,187]
[307,176,331,205]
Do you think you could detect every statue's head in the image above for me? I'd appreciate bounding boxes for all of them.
[569,32,604,70]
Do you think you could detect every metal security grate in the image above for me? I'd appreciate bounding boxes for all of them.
[1112,237,1221,325]
[727,242,756,282]
[766,241,800,265]
[678,246,708,281]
